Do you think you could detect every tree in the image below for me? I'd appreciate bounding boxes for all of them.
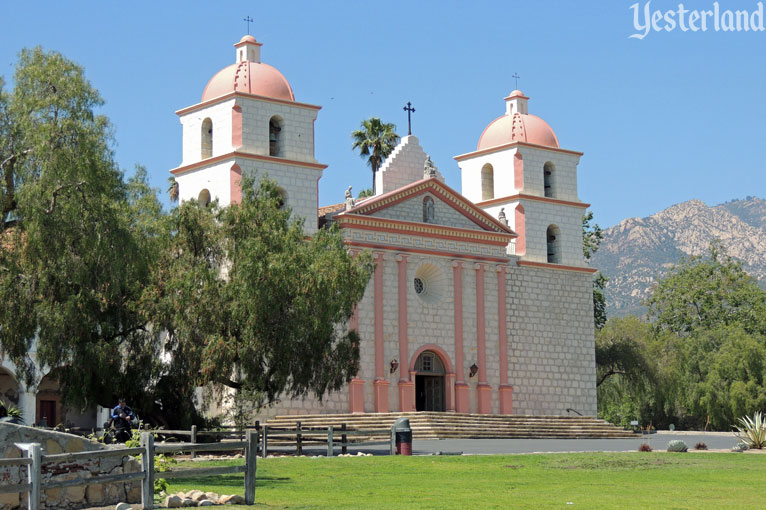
[351,118,399,196]
[0,48,161,412]
[595,316,656,388]
[143,177,374,412]
[646,240,766,336]
[357,188,373,199]
[582,211,608,329]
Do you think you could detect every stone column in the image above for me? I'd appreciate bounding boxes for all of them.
[18,386,37,426]
[396,255,415,412]
[474,263,491,414]
[497,265,513,414]
[373,251,389,412]
[452,261,469,413]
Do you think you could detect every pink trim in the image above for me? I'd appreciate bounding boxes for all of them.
[499,385,513,415]
[514,205,526,255]
[349,379,365,413]
[446,373,456,412]
[408,344,455,374]
[452,262,465,384]
[343,177,514,234]
[338,216,515,245]
[231,104,243,149]
[454,141,583,161]
[170,151,327,176]
[514,151,524,191]
[477,193,590,209]
[477,384,492,414]
[517,260,598,273]
[396,255,408,383]
[374,380,389,413]
[398,381,415,412]
[176,91,321,116]
[374,252,385,380]
[454,383,469,414]
[344,242,511,264]
[496,266,508,386]
[230,163,242,204]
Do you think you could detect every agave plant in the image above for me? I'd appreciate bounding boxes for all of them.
[733,411,766,449]
[0,399,23,419]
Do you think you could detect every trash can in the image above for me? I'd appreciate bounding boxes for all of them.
[393,417,412,456]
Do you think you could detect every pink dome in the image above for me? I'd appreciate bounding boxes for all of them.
[477,113,559,150]
[239,34,257,44]
[201,61,295,102]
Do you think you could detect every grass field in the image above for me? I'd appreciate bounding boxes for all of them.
[163,452,765,509]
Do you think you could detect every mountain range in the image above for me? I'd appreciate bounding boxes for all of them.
[591,196,766,317]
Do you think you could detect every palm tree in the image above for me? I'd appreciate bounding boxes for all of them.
[167,176,179,203]
[351,118,399,195]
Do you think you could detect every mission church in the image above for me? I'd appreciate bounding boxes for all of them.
[0,33,598,426]
[172,34,598,419]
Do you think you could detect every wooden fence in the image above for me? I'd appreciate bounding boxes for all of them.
[0,431,257,510]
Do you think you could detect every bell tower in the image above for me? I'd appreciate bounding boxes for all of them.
[170,35,326,233]
[455,90,588,267]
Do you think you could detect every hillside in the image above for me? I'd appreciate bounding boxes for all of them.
[592,197,766,317]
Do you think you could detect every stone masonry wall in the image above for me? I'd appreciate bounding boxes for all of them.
[0,423,142,510]
[507,265,597,416]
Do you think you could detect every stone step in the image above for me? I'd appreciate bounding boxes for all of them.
[264,412,634,440]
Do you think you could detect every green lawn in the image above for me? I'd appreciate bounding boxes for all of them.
[163,452,765,509]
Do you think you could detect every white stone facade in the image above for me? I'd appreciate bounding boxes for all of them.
[375,135,444,195]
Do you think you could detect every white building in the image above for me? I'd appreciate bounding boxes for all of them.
[0,33,597,426]
[173,35,598,418]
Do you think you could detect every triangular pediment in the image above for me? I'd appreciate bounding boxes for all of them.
[340,178,515,235]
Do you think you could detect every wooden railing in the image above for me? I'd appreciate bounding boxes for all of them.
[1,424,399,509]
[260,422,396,457]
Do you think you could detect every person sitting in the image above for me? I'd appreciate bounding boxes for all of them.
[112,398,137,442]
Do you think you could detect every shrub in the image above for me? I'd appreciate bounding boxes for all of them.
[666,440,688,452]
[733,411,766,449]
[694,442,708,450]
[638,443,653,452]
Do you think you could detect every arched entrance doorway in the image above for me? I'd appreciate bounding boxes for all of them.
[414,351,446,412]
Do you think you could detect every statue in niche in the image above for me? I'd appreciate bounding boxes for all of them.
[423,156,437,179]
[423,195,435,223]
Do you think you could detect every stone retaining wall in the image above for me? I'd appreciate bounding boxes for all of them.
[0,422,141,509]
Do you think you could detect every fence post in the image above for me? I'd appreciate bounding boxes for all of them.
[390,426,396,455]
[141,432,155,510]
[190,425,197,460]
[296,421,302,456]
[261,426,268,459]
[244,430,258,505]
[341,423,347,455]
[27,443,41,510]
[327,426,334,457]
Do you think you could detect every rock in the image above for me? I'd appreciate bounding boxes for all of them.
[182,498,199,507]
[187,490,204,500]
[193,492,209,502]
[229,494,245,504]
[199,501,215,506]
[219,495,233,504]
[165,495,183,508]
[204,492,220,503]
[86,484,105,504]
[115,503,133,510]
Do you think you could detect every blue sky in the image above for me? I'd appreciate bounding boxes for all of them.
[2,0,765,227]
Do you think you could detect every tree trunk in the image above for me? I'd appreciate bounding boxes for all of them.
[371,163,378,196]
